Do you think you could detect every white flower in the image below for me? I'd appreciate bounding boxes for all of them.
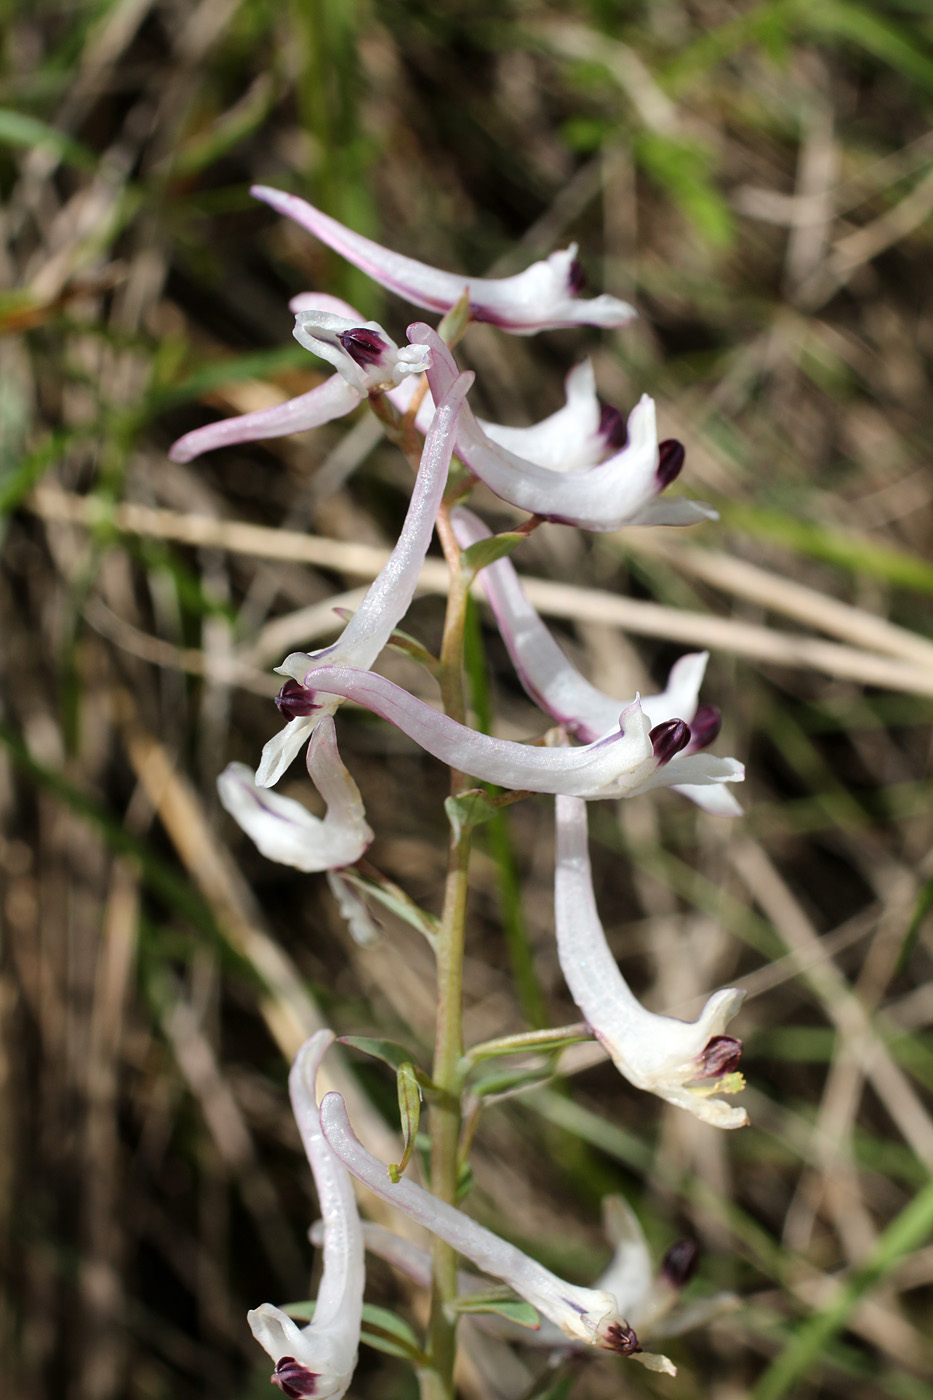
[217,716,372,872]
[555,792,748,1128]
[318,1090,674,1373]
[293,310,431,395]
[342,1197,735,1350]
[409,325,714,532]
[251,185,636,335]
[248,1031,364,1399]
[452,506,744,814]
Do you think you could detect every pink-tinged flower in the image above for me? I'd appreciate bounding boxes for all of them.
[555,792,748,1128]
[318,1090,674,1372]
[168,293,365,464]
[452,507,743,814]
[251,185,636,335]
[295,664,741,804]
[408,325,713,532]
[217,716,372,872]
[248,1031,364,1399]
[293,310,431,395]
[255,372,472,787]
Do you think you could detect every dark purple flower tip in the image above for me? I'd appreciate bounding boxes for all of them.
[657,438,685,491]
[660,1237,699,1289]
[567,257,587,295]
[337,326,387,369]
[602,1322,642,1357]
[275,678,320,722]
[689,704,722,751]
[649,718,690,765]
[598,401,627,452]
[271,1357,319,1398]
[697,1035,743,1078]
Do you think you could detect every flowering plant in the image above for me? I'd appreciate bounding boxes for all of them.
[172,189,747,1399]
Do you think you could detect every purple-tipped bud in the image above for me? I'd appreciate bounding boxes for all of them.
[567,257,587,295]
[275,678,319,722]
[271,1357,319,1398]
[337,327,387,369]
[696,1035,743,1078]
[657,438,685,490]
[603,1322,642,1356]
[598,401,627,452]
[689,704,722,751]
[660,1237,699,1289]
[649,718,690,765]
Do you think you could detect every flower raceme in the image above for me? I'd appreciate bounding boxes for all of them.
[251,185,636,335]
[281,664,741,804]
[554,792,748,1129]
[409,324,714,532]
[254,371,472,788]
[318,1090,675,1373]
[248,1032,364,1399]
[452,506,744,815]
[217,716,372,873]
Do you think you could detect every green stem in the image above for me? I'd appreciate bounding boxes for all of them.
[423,503,473,1400]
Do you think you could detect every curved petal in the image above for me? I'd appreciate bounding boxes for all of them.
[555,793,748,1128]
[256,373,472,786]
[480,361,607,473]
[255,713,319,790]
[248,1031,364,1400]
[218,718,372,871]
[319,1091,670,1367]
[410,325,703,532]
[304,665,657,798]
[252,185,636,335]
[168,375,361,463]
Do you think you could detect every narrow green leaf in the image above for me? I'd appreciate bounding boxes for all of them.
[445,1289,541,1329]
[461,532,526,575]
[339,1036,421,1073]
[360,1304,428,1364]
[389,1062,422,1182]
[336,870,439,944]
[466,1025,590,1064]
[0,108,97,170]
[284,1301,428,1364]
[753,1176,933,1400]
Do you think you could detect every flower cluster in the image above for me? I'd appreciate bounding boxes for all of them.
[172,190,748,1392]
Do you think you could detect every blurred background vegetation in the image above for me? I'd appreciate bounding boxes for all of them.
[2,1,933,1398]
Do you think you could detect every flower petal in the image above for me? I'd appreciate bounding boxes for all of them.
[303,665,658,798]
[218,718,372,871]
[410,325,704,532]
[319,1090,664,1359]
[256,372,472,786]
[555,792,748,1128]
[251,185,636,335]
[480,360,607,473]
[168,374,361,463]
[255,713,320,791]
[248,1031,364,1400]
